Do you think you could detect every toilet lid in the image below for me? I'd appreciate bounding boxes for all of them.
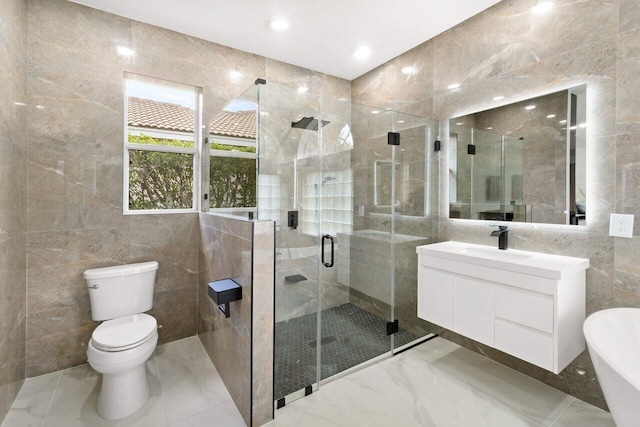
[92,314,157,351]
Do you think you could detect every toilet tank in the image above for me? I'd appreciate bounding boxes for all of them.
[84,261,158,321]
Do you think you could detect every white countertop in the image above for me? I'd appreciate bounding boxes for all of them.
[416,241,589,280]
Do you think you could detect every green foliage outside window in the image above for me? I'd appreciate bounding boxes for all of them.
[209,141,257,208]
[128,134,193,210]
[127,134,257,211]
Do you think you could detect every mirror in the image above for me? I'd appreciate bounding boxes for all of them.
[449,85,586,225]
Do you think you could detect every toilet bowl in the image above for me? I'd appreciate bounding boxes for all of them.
[84,261,159,420]
[87,314,158,419]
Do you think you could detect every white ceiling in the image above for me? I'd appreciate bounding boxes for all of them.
[69,0,502,80]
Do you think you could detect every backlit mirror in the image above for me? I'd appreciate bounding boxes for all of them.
[449,85,586,225]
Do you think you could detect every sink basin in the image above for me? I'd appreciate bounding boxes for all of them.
[416,241,589,280]
[454,246,533,262]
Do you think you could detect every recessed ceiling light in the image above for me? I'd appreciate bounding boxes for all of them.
[229,71,242,79]
[579,123,587,128]
[559,119,567,124]
[14,102,26,106]
[487,127,493,130]
[354,46,371,60]
[532,2,554,14]
[397,120,405,123]
[447,83,461,90]
[547,114,556,118]
[297,86,308,94]
[270,16,289,32]
[36,105,45,109]
[525,105,536,110]
[401,66,415,75]
[493,96,505,101]
[117,46,134,56]
[456,122,464,126]
[371,110,380,114]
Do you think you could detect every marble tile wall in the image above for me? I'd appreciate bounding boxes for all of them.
[24,0,348,382]
[352,0,632,410]
[252,221,275,427]
[198,214,275,426]
[24,0,254,377]
[198,213,253,425]
[0,0,27,422]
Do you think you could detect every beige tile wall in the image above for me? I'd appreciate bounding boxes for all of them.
[25,0,349,380]
[353,0,636,410]
[197,215,275,426]
[0,0,27,422]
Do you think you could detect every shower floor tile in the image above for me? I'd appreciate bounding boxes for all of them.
[274,303,418,399]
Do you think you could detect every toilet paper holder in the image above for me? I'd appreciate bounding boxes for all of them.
[207,278,242,318]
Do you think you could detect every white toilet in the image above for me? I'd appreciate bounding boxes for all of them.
[84,261,159,420]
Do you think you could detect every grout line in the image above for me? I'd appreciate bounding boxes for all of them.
[40,371,64,427]
[167,399,237,426]
[548,396,576,426]
[152,352,170,426]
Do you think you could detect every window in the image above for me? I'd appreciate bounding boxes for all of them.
[208,100,257,212]
[124,74,201,213]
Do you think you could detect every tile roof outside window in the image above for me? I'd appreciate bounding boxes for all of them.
[127,97,256,139]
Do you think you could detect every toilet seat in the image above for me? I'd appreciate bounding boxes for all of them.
[92,313,157,352]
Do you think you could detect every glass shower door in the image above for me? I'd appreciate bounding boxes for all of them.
[392,113,437,350]
[259,83,324,401]
[316,101,394,383]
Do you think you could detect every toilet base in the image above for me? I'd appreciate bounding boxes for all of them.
[97,363,150,420]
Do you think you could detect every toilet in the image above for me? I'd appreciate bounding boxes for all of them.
[84,261,159,420]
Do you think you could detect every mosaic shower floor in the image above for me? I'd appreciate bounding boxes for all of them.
[274,303,418,399]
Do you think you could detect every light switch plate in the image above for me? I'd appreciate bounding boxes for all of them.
[609,214,634,238]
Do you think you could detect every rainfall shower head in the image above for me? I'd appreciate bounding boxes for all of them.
[291,116,330,131]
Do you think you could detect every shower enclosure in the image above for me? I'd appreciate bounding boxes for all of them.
[212,82,437,405]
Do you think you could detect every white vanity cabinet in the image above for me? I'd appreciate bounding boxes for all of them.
[417,241,589,374]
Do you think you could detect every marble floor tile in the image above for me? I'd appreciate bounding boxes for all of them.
[2,335,615,427]
[266,337,614,427]
[1,336,239,427]
[155,337,233,424]
[1,371,61,427]
[550,399,616,427]
[168,401,245,427]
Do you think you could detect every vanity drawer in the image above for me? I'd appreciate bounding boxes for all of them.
[495,287,554,333]
[495,319,554,371]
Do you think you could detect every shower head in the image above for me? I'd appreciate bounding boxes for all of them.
[322,176,336,186]
[291,116,330,131]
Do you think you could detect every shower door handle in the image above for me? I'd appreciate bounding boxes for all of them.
[322,234,335,268]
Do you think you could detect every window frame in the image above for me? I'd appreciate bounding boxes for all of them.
[123,76,203,215]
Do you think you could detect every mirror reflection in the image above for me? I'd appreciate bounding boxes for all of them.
[449,85,586,225]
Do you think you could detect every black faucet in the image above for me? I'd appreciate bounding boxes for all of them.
[491,226,509,250]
